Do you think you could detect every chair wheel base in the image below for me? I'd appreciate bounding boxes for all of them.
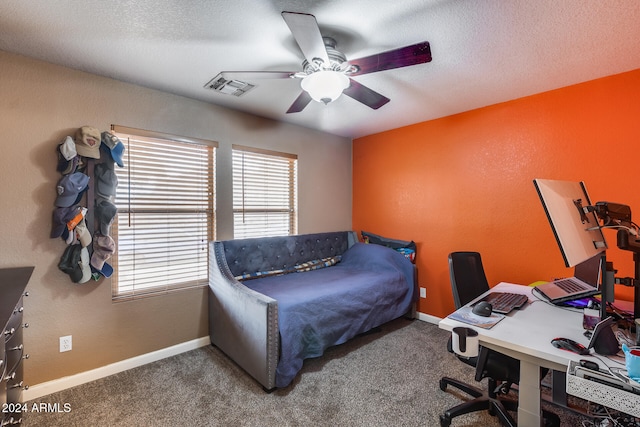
[439,414,451,427]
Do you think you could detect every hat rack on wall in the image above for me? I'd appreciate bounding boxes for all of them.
[52,126,125,284]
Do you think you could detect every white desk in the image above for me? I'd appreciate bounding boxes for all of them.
[439,282,591,427]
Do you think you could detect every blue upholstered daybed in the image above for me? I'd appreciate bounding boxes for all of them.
[208,231,417,390]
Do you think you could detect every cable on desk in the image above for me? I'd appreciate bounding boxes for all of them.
[530,286,584,313]
[615,329,635,348]
[591,351,625,368]
[607,302,634,323]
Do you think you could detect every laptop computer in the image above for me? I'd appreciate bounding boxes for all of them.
[534,252,603,304]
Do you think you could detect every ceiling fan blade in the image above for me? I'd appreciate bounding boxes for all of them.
[347,42,432,76]
[282,11,330,65]
[220,71,297,80]
[286,91,313,113]
[342,79,390,110]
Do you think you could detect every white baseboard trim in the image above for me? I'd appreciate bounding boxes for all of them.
[23,336,211,402]
[416,311,442,325]
[25,316,441,401]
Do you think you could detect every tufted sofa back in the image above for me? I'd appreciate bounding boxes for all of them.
[216,231,357,278]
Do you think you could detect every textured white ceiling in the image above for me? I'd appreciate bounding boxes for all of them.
[1,0,639,138]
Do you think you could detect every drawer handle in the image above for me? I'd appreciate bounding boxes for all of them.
[7,380,27,390]
[1,416,23,426]
[5,345,25,375]
[4,327,15,337]
[8,380,23,389]
[13,307,23,314]
[23,323,29,328]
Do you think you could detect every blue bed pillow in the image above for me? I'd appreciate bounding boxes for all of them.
[361,230,416,263]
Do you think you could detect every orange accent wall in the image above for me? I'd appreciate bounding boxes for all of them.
[353,69,640,318]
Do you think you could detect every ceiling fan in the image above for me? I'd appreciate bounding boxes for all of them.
[210,11,432,113]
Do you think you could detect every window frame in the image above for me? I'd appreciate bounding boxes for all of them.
[110,125,217,301]
[232,144,298,239]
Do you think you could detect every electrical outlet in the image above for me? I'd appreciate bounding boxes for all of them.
[60,335,72,352]
[419,287,426,298]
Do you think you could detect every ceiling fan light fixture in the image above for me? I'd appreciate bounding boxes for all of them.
[300,71,349,105]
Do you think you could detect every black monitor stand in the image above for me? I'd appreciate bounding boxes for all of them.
[615,230,640,320]
[600,252,613,322]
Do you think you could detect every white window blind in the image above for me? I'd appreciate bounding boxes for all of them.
[233,145,297,239]
[111,125,216,300]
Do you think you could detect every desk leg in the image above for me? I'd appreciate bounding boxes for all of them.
[518,359,542,426]
[551,370,567,406]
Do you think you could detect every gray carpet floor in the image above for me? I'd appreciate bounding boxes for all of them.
[21,319,595,426]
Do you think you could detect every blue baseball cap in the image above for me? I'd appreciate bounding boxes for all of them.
[55,172,89,207]
[101,132,125,168]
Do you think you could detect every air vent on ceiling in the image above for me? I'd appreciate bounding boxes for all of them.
[204,74,255,97]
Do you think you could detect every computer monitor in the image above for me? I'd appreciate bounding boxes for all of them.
[533,179,607,268]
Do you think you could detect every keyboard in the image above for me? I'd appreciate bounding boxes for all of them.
[554,279,586,293]
[480,292,529,314]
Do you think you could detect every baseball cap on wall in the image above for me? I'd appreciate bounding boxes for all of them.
[51,206,82,238]
[59,136,77,160]
[75,218,92,248]
[94,261,113,278]
[58,244,83,282]
[96,199,117,235]
[55,172,90,207]
[91,234,116,276]
[74,126,101,159]
[57,155,80,175]
[56,136,80,175]
[78,247,92,284]
[95,162,118,201]
[100,132,125,167]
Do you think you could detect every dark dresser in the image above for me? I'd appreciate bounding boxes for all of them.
[1,267,33,426]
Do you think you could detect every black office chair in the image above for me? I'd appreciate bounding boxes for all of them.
[439,252,559,427]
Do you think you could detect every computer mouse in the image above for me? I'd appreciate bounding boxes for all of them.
[472,301,493,317]
[579,359,599,371]
[551,337,590,355]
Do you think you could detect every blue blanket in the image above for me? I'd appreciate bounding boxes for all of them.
[244,242,416,387]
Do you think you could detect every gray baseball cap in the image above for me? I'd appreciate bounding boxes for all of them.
[96,199,117,235]
[95,162,118,201]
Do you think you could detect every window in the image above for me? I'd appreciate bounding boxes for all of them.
[232,145,297,239]
[111,125,216,300]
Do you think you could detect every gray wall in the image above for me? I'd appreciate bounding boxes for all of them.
[0,50,352,385]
